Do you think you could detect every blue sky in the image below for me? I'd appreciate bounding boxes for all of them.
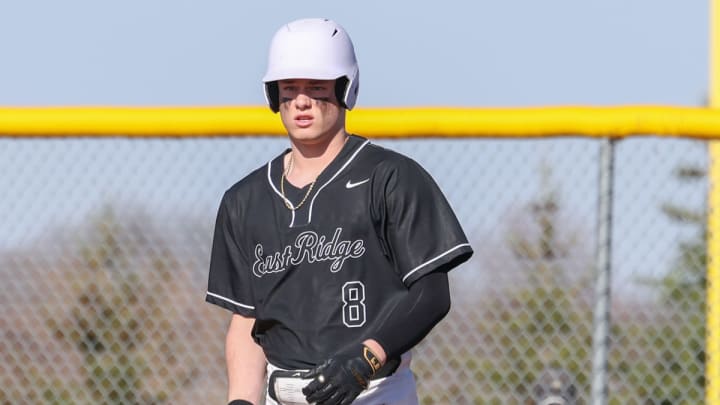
[0,0,709,107]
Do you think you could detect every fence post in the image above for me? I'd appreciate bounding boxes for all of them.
[591,137,614,405]
[706,1,720,403]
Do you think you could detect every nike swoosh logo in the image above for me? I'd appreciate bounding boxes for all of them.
[346,178,370,189]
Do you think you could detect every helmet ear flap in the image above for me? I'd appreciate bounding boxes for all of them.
[264,81,280,113]
[334,74,359,110]
[334,77,349,109]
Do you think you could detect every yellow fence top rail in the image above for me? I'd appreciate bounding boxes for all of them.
[1,105,720,138]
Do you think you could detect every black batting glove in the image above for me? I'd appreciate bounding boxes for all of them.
[301,345,383,405]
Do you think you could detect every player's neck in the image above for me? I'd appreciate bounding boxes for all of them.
[285,130,349,187]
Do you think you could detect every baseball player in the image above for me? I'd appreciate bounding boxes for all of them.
[206,18,473,405]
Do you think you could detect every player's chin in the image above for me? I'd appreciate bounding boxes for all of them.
[288,128,330,144]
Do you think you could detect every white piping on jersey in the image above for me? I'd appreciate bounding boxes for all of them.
[266,161,297,227]
[206,291,255,310]
[307,140,370,223]
[401,243,472,284]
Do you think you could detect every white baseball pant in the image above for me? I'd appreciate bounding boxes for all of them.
[264,353,419,405]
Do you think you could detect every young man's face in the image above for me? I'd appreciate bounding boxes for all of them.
[277,78,346,144]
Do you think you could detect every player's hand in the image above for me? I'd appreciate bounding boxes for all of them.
[301,345,382,405]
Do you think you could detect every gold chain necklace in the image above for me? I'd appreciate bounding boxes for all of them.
[280,153,317,211]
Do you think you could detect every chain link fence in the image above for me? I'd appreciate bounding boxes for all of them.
[0,136,708,404]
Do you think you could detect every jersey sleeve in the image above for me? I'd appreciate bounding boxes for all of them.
[205,192,256,317]
[376,157,473,286]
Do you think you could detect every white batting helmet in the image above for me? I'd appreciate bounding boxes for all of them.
[262,18,359,112]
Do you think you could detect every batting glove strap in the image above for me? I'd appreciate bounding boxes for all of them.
[301,345,382,405]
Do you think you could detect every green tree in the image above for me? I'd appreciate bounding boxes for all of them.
[652,163,706,402]
[501,164,592,403]
[45,207,199,404]
[414,164,593,404]
[658,165,707,308]
[609,163,707,404]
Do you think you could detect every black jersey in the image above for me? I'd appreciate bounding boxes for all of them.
[206,135,473,369]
